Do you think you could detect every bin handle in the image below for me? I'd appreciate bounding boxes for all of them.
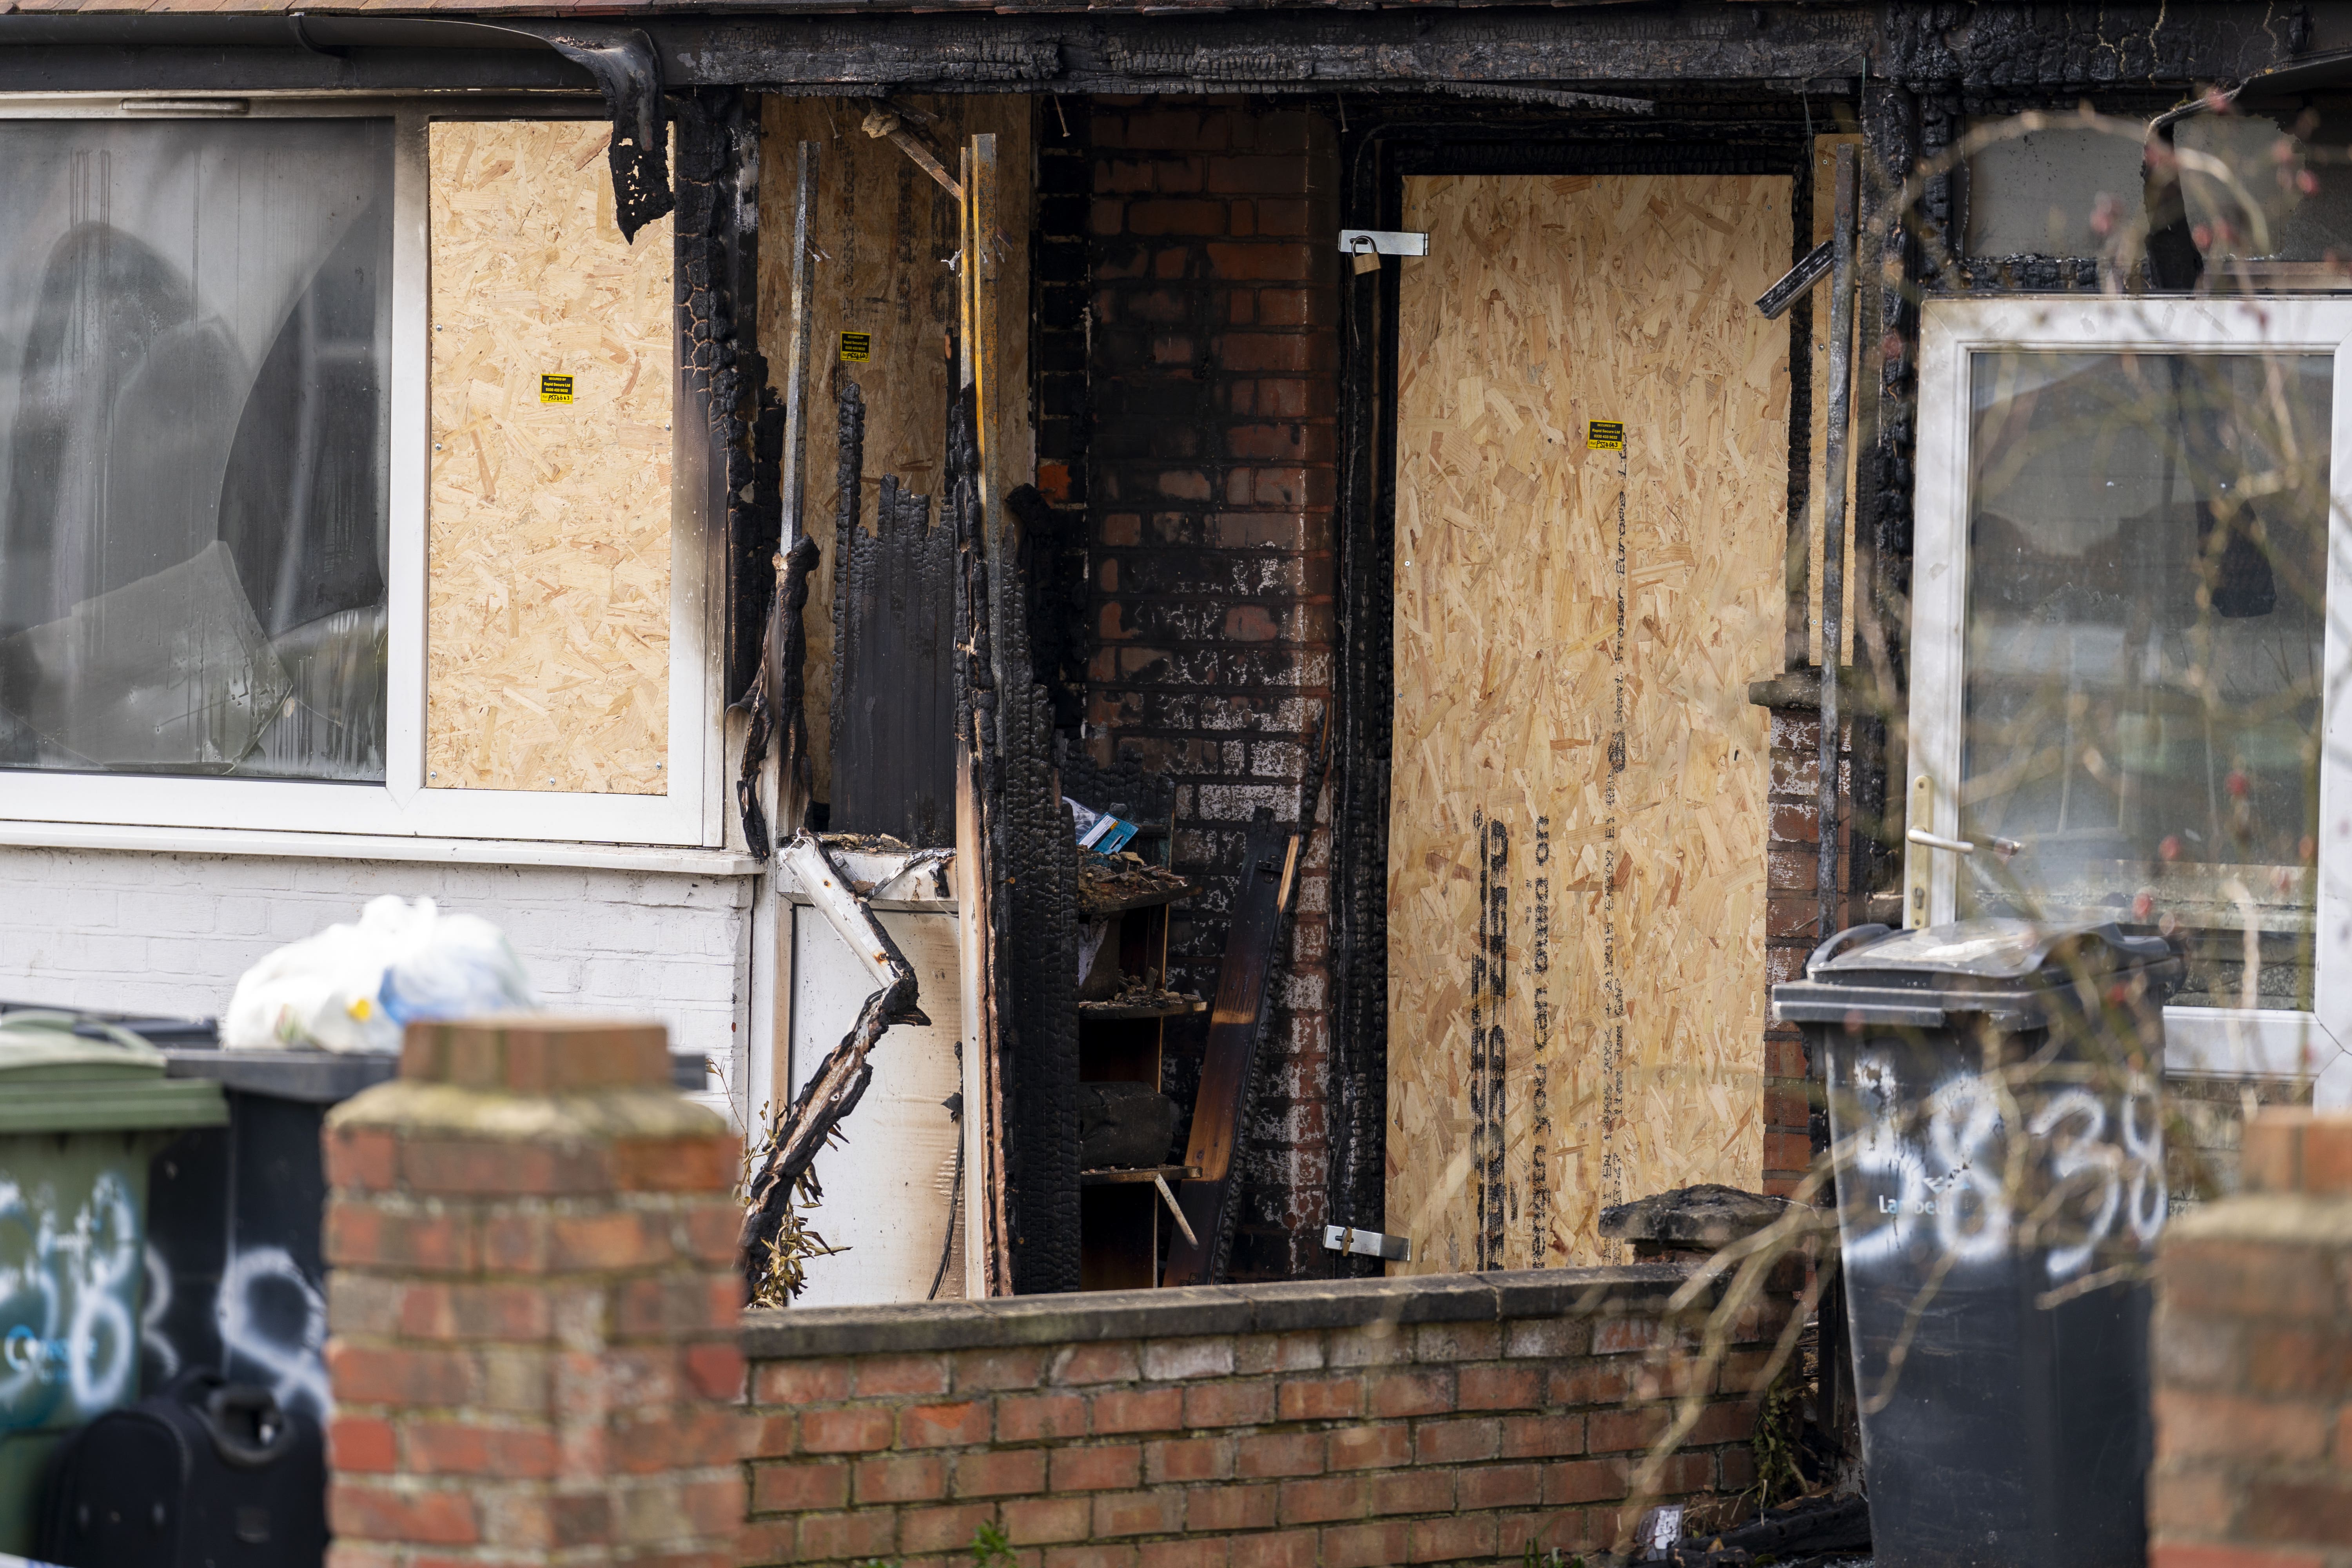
[0,1008,159,1055]
[1804,922,1893,977]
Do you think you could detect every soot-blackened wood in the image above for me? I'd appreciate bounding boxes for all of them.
[830,400,961,846]
[1875,2,2303,89]
[949,370,1082,1294]
[1162,806,1295,1287]
[1326,120,1398,1276]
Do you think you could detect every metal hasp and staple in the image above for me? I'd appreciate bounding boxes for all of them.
[1322,1225,1412,1263]
[1756,145,1858,942]
[1336,229,1428,256]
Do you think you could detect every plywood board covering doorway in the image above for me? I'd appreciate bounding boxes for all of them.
[1386,173,1788,1272]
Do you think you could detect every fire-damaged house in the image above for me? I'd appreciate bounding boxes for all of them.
[0,0,2347,1305]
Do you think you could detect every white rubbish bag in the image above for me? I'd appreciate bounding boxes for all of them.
[222,895,535,1053]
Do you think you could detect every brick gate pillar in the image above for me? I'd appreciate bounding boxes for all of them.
[320,1017,746,1568]
[2151,1107,2352,1567]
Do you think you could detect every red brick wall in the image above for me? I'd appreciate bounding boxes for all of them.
[740,1266,1795,1568]
[1083,99,1343,1279]
[1757,691,1852,1197]
[2152,1108,2352,1568]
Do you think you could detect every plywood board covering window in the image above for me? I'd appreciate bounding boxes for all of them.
[1387,174,1787,1271]
[426,120,674,795]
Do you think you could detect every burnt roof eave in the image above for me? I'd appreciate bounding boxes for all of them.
[0,4,1884,96]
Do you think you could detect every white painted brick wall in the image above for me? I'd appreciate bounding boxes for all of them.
[0,848,755,1080]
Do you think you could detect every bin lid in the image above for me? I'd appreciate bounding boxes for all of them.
[0,1011,227,1134]
[1809,919,2174,982]
[163,1047,398,1105]
[1771,919,2181,1031]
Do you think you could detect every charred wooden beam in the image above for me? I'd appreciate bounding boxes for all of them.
[1161,806,1299,1288]
[0,5,2307,96]
[661,8,1877,93]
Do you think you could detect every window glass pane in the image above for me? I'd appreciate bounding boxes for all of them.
[1962,349,2329,1011]
[0,119,392,781]
[2178,104,2352,265]
[1963,125,2148,257]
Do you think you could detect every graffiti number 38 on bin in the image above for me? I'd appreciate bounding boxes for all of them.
[1844,1054,2167,1280]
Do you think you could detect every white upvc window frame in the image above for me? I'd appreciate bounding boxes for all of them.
[1913,294,2352,1105]
[0,94,724,853]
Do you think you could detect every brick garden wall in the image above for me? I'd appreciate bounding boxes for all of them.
[739,1266,1795,1568]
[1082,98,1344,1283]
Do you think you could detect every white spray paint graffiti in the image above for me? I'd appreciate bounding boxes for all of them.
[0,1171,142,1428]
[214,1246,331,1422]
[140,1243,178,1382]
[1847,1054,2166,1280]
[1926,1073,2014,1264]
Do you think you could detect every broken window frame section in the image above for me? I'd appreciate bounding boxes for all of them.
[0,94,719,850]
[1910,295,2352,1100]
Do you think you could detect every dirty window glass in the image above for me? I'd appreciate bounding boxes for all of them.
[0,119,392,782]
[1963,125,2149,256]
[2177,106,2352,265]
[1962,350,2329,1011]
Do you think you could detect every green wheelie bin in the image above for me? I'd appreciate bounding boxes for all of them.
[0,1013,225,1554]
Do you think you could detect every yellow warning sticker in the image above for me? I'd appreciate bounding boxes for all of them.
[539,374,574,404]
[839,332,873,363]
[1586,419,1624,451]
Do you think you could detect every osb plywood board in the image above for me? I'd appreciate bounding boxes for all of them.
[1387,174,1788,1272]
[757,96,1035,805]
[1809,134,1864,667]
[426,120,673,795]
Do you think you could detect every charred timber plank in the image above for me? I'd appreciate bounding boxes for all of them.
[833,471,958,847]
[1161,808,1294,1289]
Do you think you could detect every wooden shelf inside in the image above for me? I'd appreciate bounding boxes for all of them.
[1080,1164,1200,1186]
[1078,881,1197,917]
[1079,995,1206,1021]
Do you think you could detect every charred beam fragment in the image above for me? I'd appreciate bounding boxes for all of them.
[738,832,931,1292]
[731,534,820,864]
[502,22,675,239]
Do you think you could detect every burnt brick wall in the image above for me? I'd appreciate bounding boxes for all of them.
[1083,99,1343,1280]
[739,1265,1795,1568]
